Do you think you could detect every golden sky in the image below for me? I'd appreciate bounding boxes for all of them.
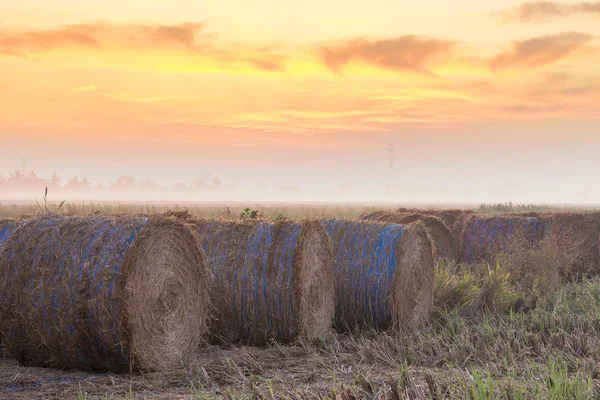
[1,1,599,202]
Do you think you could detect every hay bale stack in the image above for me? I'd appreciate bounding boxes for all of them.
[192,219,335,345]
[459,215,550,264]
[324,219,434,331]
[550,213,600,276]
[0,215,210,372]
[362,212,456,262]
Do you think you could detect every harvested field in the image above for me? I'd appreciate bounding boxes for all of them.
[324,219,435,332]
[362,212,456,262]
[192,219,335,345]
[1,206,600,398]
[0,215,210,372]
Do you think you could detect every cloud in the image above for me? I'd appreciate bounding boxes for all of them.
[102,93,190,103]
[0,22,285,72]
[249,58,285,72]
[499,1,600,22]
[490,32,592,70]
[73,84,99,93]
[319,35,454,75]
[502,104,566,114]
[0,22,203,52]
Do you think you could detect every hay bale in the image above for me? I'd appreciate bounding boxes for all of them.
[0,215,210,372]
[397,207,475,234]
[0,218,25,356]
[192,219,335,345]
[362,212,456,262]
[324,219,434,331]
[0,218,22,247]
[550,213,600,276]
[458,215,550,264]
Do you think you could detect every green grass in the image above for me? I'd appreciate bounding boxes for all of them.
[9,268,596,399]
[3,204,600,398]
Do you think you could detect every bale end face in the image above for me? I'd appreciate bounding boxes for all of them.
[293,220,335,343]
[391,221,435,330]
[122,217,211,371]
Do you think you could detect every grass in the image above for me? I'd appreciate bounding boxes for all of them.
[2,201,596,221]
[2,204,600,398]
[0,203,393,220]
[3,262,600,399]
[475,202,589,214]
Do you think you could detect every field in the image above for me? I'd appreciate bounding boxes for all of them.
[2,203,600,399]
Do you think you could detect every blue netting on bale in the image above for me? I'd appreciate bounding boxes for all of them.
[196,221,303,344]
[0,220,18,246]
[0,215,148,371]
[462,217,550,264]
[324,219,407,331]
[360,211,457,261]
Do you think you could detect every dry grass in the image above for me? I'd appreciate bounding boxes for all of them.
[2,205,600,398]
[0,203,394,220]
[2,271,600,398]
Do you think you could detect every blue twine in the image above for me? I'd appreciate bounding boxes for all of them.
[361,222,383,327]
[325,220,406,329]
[3,216,148,369]
[464,217,550,263]
[200,222,304,341]
[261,227,273,330]
[0,225,15,245]
[278,224,300,340]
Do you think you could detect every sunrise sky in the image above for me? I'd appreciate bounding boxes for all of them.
[1,0,599,203]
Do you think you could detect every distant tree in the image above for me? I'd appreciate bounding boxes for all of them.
[138,178,162,191]
[64,176,91,191]
[0,174,8,190]
[109,176,137,192]
[9,169,25,185]
[49,173,61,189]
[173,183,188,191]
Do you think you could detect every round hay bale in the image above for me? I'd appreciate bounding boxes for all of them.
[0,218,24,247]
[458,215,550,264]
[550,212,600,276]
[396,208,475,233]
[0,215,210,372]
[362,212,456,262]
[192,219,335,345]
[324,219,434,332]
[0,217,27,356]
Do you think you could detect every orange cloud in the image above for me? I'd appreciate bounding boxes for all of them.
[498,1,600,22]
[319,36,454,75]
[0,22,203,51]
[490,32,592,71]
[0,22,285,72]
